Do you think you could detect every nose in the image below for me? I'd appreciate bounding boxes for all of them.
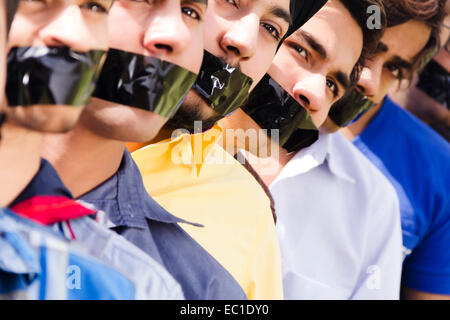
[292,73,327,113]
[39,5,94,51]
[220,13,259,64]
[143,5,191,58]
[357,58,383,98]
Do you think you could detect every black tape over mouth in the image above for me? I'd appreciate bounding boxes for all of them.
[416,59,449,109]
[242,74,319,153]
[6,46,106,108]
[328,89,376,127]
[93,48,198,118]
[192,51,254,117]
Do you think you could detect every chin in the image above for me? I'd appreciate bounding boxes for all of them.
[6,105,83,133]
[79,99,168,142]
[319,117,341,134]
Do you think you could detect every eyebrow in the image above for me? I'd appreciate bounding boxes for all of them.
[297,30,351,91]
[299,30,327,60]
[334,71,351,91]
[267,5,292,27]
[376,41,413,70]
[182,0,208,6]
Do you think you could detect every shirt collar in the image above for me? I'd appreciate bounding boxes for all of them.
[80,149,202,229]
[274,132,355,184]
[8,159,96,225]
[134,125,224,176]
[10,158,73,207]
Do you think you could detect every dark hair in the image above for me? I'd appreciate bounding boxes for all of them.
[6,0,19,35]
[339,0,387,85]
[383,0,447,77]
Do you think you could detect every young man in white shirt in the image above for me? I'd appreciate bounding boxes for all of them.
[221,0,404,299]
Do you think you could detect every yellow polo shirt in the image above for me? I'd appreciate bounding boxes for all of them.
[132,126,283,300]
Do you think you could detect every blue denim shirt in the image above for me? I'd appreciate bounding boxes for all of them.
[0,209,136,300]
[8,158,184,300]
[80,150,247,300]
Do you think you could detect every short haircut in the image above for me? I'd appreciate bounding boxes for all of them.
[383,0,447,78]
[339,0,387,86]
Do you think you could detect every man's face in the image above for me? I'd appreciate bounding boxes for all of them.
[79,0,207,142]
[268,0,363,127]
[357,20,432,106]
[6,0,111,132]
[170,0,291,129]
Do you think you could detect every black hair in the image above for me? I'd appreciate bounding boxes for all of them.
[6,0,19,35]
[339,0,387,85]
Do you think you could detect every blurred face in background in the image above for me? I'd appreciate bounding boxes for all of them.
[356,20,431,105]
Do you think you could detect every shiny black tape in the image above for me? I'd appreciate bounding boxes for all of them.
[328,89,376,127]
[192,51,254,117]
[242,74,318,153]
[93,48,198,118]
[416,59,449,109]
[6,46,106,107]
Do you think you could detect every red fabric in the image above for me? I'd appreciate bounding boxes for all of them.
[11,195,96,226]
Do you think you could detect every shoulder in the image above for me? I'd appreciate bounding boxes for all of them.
[330,132,398,199]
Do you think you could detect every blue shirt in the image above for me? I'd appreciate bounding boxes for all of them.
[353,97,450,294]
[9,158,184,300]
[79,150,247,300]
[0,209,136,300]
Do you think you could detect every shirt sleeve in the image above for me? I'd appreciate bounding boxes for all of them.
[350,183,403,300]
[401,199,450,295]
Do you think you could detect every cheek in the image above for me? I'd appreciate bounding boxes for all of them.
[7,16,40,48]
[107,7,142,52]
[202,13,223,56]
[84,18,109,51]
[243,45,276,89]
[267,50,298,93]
[184,34,204,74]
[376,71,397,103]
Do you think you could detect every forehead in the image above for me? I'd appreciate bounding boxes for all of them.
[300,0,363,76]
[381,20,432,62]
[246,0,290,15]
[18,0,113,10]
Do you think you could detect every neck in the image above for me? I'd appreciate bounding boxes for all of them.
[243,147,294,188]
[42,122,125,198]
[0,122,43,207]
[340,101,384,141]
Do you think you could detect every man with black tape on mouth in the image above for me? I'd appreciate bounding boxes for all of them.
[220,0,406,299]
[42,0,248,300]
[0,0,111,207]
[131,0,327,300]
[339,0,450,300]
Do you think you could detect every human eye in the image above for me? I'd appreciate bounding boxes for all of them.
[326,78,339,98]
[182,6,202,21]
[261,22,281,41]
[287,42,309,61]
[222,0,239,9]
[80,1,109,14]
[385,62,404,80]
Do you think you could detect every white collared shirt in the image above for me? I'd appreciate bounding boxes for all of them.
[270,132,403,300]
